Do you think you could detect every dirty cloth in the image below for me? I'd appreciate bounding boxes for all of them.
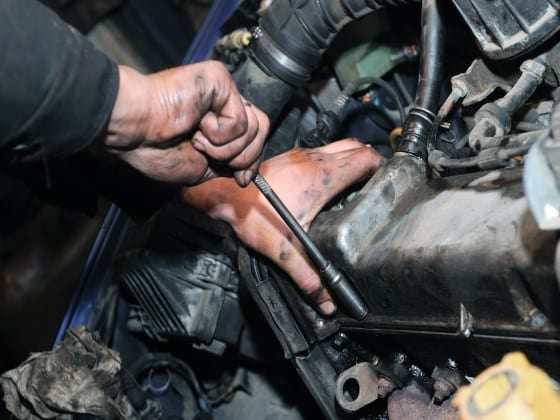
[1,325,125,419]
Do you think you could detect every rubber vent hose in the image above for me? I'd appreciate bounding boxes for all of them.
[397,0,446,159]
[233,0,420,124]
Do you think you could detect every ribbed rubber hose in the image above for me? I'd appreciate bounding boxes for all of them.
[397,0,446,158]
[253,0,419,87]
[233,0,419,124]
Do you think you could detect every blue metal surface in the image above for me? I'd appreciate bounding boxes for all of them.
[55,0,240,345]
[182,0,240,65]
[54,205,128,344]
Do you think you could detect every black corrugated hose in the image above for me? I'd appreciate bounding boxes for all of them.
[233,0,420,124]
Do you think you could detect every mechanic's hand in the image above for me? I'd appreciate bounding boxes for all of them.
[103,61,269,187]
[181,139,384,316]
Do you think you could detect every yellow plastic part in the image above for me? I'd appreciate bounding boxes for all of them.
[389,127,402,152]
[453,352,560,420]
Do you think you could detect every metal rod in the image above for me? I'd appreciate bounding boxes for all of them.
[253,173,328,270]
[252,173,369,319]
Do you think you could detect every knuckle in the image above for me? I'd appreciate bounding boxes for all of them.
[208,61,232,83]
[229,153,250,169]
[208,147,234,161]
[262,118,270,133]
[222,150,238,161]
[238,116,249,132]
[298,275,321,297]
[207,60,227,73]
[257,108,270,125]
[245,120,259,140]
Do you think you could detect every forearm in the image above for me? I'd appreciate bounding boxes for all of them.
[0,1,267,187]
[0,0,118,162]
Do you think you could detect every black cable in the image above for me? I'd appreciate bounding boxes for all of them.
[495,70,543,116]
[437,155,479,168]
[469,128,548,150]
[299,77,405,147]
[430,128,548,170]
[393,72,414,105]
[498,144,532,160]
[340,76,406,125]
[366,106,396,132]
[514,121,545,132]
[398,0,446,158]
[305,87,326,113]
[414,0,445,112]
[126,353,206,400]
[435,141,537,169]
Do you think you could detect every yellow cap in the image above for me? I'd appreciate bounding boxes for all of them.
[453,352,560,420]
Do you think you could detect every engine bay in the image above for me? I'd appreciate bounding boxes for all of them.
[56,0,560,418]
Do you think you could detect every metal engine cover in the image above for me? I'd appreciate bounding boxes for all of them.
[310,154,559,346]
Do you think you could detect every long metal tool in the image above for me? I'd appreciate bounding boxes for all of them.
[252,173,369,319]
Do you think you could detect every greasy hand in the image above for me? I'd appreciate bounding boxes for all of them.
[104,62,269,186]
[182,139,384,315]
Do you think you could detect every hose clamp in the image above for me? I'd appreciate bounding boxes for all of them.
[250,28,310,86]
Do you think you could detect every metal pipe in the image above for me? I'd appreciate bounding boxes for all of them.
[468,59,547,150]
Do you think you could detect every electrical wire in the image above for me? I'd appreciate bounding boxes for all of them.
[435,146,533,169]
[393,72,414,105]
[305,87,326,113]
[340,76,407,125]
[436,155,479,169]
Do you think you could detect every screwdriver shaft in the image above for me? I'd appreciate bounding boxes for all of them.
[252,173,328,270]
[252,173,369,319]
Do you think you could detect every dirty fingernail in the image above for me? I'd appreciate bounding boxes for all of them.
[318,301,337,316]
[234,171,249,188]
[243,169,255,183]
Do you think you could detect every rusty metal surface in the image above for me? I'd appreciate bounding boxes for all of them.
[335,362,379,413]
[388,382,458,420]
[451,59,514,106]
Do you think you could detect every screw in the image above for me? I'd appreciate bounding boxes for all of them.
[331,332,348,351]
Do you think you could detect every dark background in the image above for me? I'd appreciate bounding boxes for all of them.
[0,0,209,375]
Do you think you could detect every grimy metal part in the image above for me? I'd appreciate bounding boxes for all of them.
[335,362,380,413]
[252,173,369,319]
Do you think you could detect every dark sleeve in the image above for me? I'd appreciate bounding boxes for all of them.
[0,0,119,162]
